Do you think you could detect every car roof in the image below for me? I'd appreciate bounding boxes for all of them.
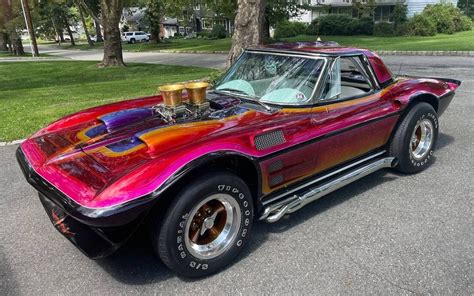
[248,41,369,57]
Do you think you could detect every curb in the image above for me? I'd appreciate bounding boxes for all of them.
[125,49,229,54]
[375,50,474,56]
[0,139,25,147]
[127,49,474,56]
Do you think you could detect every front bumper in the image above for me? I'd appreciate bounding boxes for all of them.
[16,147,152,258]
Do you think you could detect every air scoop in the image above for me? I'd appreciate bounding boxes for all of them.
[99,108,154,132]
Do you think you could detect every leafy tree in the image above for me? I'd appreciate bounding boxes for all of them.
[145,0,163,42]
[352,0,376,18]
[392,3,407,30]
[458,0,474,19]
[265,0,309,37]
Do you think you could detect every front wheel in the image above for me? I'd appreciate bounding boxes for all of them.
[153,172,254,278]
[389,102,439,174]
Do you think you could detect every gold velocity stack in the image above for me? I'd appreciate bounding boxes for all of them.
[156,82,210,122]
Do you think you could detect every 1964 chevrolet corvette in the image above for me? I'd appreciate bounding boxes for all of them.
[17,42,460,277]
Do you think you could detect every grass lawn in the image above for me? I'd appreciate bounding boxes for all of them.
[283,30,474,51]
[0,61,215,142]
[59,30,474,52]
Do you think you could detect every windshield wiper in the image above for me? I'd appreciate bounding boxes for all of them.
[213,88,273,112]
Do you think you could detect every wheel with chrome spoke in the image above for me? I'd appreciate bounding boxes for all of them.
[389,102,439,174]
[185,194,241,260]
[153,172,253,278]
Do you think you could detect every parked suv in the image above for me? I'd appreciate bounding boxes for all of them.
[122,31,149,43]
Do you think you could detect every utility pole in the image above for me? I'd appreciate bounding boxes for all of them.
[20,0,39,57]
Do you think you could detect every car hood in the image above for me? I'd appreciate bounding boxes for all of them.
[31,95,264,176]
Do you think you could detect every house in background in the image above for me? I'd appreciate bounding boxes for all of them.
[120,6,233,38]
[121,7,147,31]
[193,3,234,34]
[291,0,459,23]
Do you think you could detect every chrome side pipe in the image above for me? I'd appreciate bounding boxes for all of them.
[260,157,397,223]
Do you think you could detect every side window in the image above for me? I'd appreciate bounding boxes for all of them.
[321,56,374,101]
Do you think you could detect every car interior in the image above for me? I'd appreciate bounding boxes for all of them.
[321,56,374,102]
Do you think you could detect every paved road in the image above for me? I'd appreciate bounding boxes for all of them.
[1,57,473,295]
[4,44,474,71]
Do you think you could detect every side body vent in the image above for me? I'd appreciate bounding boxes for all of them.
[254,130,286,151]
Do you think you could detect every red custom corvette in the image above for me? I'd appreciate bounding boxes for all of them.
[17,42,460,277]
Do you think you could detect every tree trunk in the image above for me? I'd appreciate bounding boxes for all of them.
[0,0,7,51]
[10,32,25,55]
[99,0,125,67]
[63,12,76,46]
[77,4,94,46]
[0,33,7,51]
[3,0,24,55]
[58,30,65,43]
[20,0,39,56]
[94,19,103,42]
[149,17,161,43]
[227,0,266,66]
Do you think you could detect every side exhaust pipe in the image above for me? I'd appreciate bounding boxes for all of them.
[260,157,397,223]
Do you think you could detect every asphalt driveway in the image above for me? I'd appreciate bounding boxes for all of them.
[0,56,473,295]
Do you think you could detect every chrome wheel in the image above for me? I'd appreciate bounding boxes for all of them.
[410,119,434,160]
[184,194,241,260]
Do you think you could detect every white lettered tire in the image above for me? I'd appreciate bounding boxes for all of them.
[153,171,253,278]
[389,102,439,174]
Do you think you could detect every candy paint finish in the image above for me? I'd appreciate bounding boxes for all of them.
[19,45,460,217]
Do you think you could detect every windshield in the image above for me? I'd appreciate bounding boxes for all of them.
[215,51,326,105]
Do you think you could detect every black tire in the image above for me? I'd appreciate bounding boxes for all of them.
[153,172,254,278]
[389,102,439,174]
[130,38,136,44]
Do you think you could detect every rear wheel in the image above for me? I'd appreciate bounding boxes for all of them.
[389,102,439,174]
[153,172,254,278]
[130,38,136,44]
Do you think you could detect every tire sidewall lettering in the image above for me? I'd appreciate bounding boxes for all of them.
[172,182,253,272]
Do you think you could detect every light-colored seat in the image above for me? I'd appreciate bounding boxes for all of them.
[340,85,366,98]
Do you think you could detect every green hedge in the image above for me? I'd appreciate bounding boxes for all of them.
[210,25,227,39]
[374,22,395,36]
[274,21,308,38]
[306,15,374,36]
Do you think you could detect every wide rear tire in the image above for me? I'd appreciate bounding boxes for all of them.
[153,172,254,278]
[389,102,439,174]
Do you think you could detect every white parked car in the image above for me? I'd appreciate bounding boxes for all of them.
[122,31,149,43]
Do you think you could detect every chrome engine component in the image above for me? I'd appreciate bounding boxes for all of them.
[153,101,211,123]
[153,104,187,123]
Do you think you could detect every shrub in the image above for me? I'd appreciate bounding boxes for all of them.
[209,25,227,39]
[374,22,395,36]
[422,3,472,34]
[406,14,437,36]
[318,15,355,35]
[274,21,308,38]
[353,17,374,35]
[197,30,210,38]
[395,22,411,36]
[306,19,319,35]
[308,15,374,35]
[454,14,473,31]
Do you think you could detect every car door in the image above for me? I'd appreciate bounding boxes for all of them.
[313,55,400,173]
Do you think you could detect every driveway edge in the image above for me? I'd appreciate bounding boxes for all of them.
[0,139,25,147]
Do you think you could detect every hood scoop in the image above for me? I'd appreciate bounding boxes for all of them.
[98,108,154,132]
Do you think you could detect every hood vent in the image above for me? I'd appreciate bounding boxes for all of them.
[254,130,286,150]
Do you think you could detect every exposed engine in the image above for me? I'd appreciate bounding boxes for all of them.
[154,82,212,123]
